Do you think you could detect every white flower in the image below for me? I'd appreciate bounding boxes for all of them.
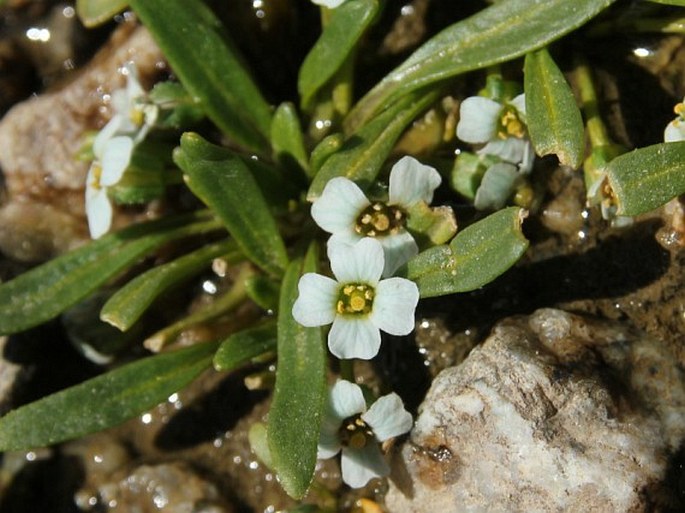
[311,156,442,276]
[318,380,413,488]
[85,136,134,239]
[664,99,685,142]
[474,162,521,211]
[292,238,419,360]
[457,93,534,173]
[311,0,346,8]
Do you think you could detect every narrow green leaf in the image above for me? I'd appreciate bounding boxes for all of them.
[101,240,238,331]
[0,341,218,451]
[524,48,585,168]
[648,0,685,5]
[271,103,310,175]
[175,133,289,277]
[308,88,440,200]
[76,0,128,27]
[128,0,272,154]
[268,247,326,499]
[213,321,277,372]
[346,0,616,130]
[405,207,529,298]
[298,0,378,109]
[605,142,685,216]
[0,213,220,336]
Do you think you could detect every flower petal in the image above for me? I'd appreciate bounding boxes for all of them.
[665,120,685,142]
[388,156,442,207]
[92,115,124,159]
[317,436,342,460]
[100,136,134,186]
[311,0,346,7]
[509,93,527,119]
[370,277,419,336]
[292,273,339,327]
[328,316,381,360]
[456,96,501,144]
[478,137,528,164]
[378,231,418,278]
[311,177,369,235]
[362,393,413,442]
[328,237,384,285]
[474,162,519,211]
[340,445,389,488]
[329,380,367,419]
[86,185,113,240]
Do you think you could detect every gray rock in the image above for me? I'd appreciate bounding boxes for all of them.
[386,309,685,513]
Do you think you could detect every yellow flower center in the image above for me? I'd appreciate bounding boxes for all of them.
[674,102,685,120]
[90,163,103,190]
[336,283,375,315]
[339,414,374,449]
[497,105,526,139]
[129,106,146,127]
[354,202,406,237]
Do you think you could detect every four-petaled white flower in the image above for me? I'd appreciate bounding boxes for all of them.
[310,0,346,8]
[456,93,534,174]
[318,380,413,488]
[311,156,441,277]
[664,98,685,142]
[85,62,158,239]
[292,237,419,360]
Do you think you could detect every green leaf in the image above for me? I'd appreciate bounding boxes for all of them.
[245,275,281,312]
[307,88,440,200]
[298,0,378,109]
[271,103,310,175]
[648,0,685,6]
[0,341,218,451]
[213,321,277,372]
[76,0,128,27]
[175,133,289,277]
[0,213,220,336]
[605,142,685,216]
[268,246,326,499]
[101,240,238,331]
[405,207,529,298]
[128,0,272,154]
[524,48,585,168]
[346,0,617,130]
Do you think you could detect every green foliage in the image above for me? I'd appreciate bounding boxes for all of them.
[0,341,218,451]
[174,133,290,277]
[524,48,585,169]
[268,247,326,499]
[75,0,128,27]
[0,213,220,336]
[213,321,277,372]
[347,0,617,130]
[271,103,310,175]
[128,0,272,154]
[405,207,529,298]
[605,142,685,216]
[298,0,379,109]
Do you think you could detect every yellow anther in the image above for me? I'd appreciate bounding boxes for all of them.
[337,283,374,315]
[675,102,685,117]
[355,202,406,237]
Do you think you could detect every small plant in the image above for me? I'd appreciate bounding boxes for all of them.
[2,0,685,507]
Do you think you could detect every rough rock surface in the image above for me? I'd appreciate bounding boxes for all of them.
[386,309,685,513]
[0,22,164,261]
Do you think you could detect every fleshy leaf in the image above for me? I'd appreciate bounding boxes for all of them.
[0,341,219,451]
[298,0,378,109]
[213,321,277,372]
[271,102,310,175]
[128,0,272,154]
[101,240,239,331]
[404,207,529,297]
[605,141,685,216]
[346,0,616,130]
[268,245,326,499]
[307,88,440,200]
[174,133,290,277]
[0,213,219,336]
[76,0,128,27]
[524,48,585,168]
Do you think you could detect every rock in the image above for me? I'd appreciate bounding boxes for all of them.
[0,21,165,261]
[386,308,685,513]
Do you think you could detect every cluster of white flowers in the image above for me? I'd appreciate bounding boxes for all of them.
[86,63,158,239]
[292,156,442,486]
[318,380,412,488]
[456,93,533,210]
